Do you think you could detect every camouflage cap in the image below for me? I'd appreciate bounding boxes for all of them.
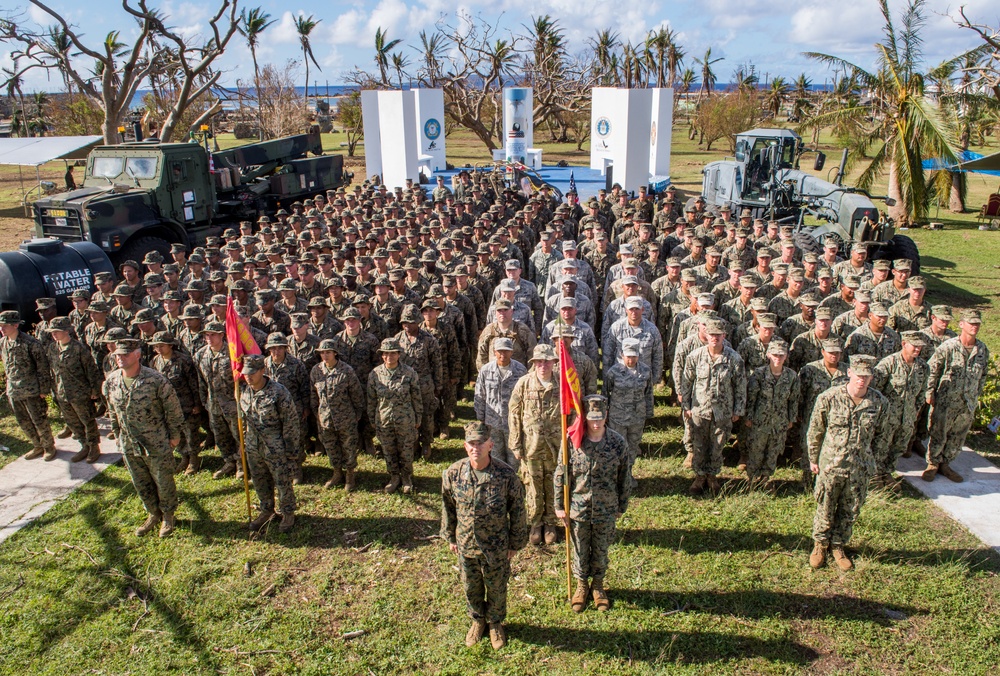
[464,421,491,443]
[750,298,768,312]
[400,305,421,323]
[583,394,608,420]
[822,337,844,353]
[758,313,778,328]
[265,332,288,348]
[113,338,141,355]
[799,293,821,307]
[815,306,834,321]
[960,308,983,324]
[201,320,225,333]
[901,330,927,347]
[704,319,727,335]
[241,354,266,375]
[739,276,759,289]
[47,316,72,332]
[908,276,926,290]
[180,305,205,320]
[495,298,513,310]
[894,258,912,271]
[290,312,309,328]
[133,308,156,323]
[88,300,111,313]
[766,339,789,356]
[931,304,952,320]
[872,259,891,271]
[94,271,115,283]
[559,296,577,310]
[493,337,515,352]
[622,338,641,357]
[103,328,129,343]
[870,302,890,317]
[70,289,91,300]
[529,344,558,362]
[307,296,328,309]
[210,294,228,306]
[317,338,339,353]
[341,307,362,321]
[378,338,401,353]
[36,297,56,309]
[855,289,872,303]
[625,296,644,310]
[849,354,876,376]
[149,331,176,346]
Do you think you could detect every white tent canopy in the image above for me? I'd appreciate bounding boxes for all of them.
[0,136,102,166]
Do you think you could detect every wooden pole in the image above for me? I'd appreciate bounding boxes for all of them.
[234,378,253,528]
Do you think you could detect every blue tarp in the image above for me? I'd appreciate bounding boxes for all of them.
[923,150,1000,177]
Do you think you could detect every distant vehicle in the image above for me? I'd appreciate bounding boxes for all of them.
[33,129,351,263]
[701,128,918,271]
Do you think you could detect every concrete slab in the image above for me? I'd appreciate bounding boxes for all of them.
[897,447,1000,552]
[0,420,120,545]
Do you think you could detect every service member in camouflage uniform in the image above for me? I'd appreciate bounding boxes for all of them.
[194,321,243,479]
[239,355,300,533]
[603,338,653,483]
[474,337,528,472]
[396,305,443,459]
[311,339,365,491]
[441,421,528,650]
[743,340,800,487]
[367,338,423,494]
[797,338,848,489]
[508,344,562,546]
[806,355,890,571]
[554,396,631,613]
[45,316,102,462]
[871,331,929,491]
[104,339,185,538]
[151,331,203,474]
[0,310,55,460]
[923,309,990,483]
[264,333,311,482]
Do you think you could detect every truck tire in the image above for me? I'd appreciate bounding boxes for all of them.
[114,236,173,267]
[887,234,921,276]
[792,232,823,256]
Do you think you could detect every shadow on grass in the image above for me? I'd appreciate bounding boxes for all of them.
[919,255,957,270]
[508,623,820,665]
[203,515,442,550]
[620,526,810,554]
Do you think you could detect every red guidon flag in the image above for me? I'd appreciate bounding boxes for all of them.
[558,337,584,449]
[225,297,260,381]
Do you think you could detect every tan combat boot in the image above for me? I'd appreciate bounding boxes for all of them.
[465,618,486,646]
[291,465,303,485]
[86,444,102,463]
[344,470,356,492]
[921,463,938,481]
[809,541,827,569]
[489,622,507,649]
[278,513,295,533]
[159,513,175,538]
[185,453,201,475]
[57,426,73,439]
[591,578,610,612]
[938,463,964,483]
[43,447,58,461]
[384,475,401,494]
[571,579,589,613]
[402,474,414,494]
[683,451,694,469]
[324,468,344,489]
[831,546,853,571]
[213,459,237,479]
[529,524,543,545]
[24,447,44,460]
[70,444,89,463]
[737,452,748,472]
[249,509,275,532]
[688,476,706,495]
[174,454,189,474]
[706,475,722,495]
[135,510,162,537]
[543,525,558,545]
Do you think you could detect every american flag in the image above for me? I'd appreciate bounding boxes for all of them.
[569,171,577,195]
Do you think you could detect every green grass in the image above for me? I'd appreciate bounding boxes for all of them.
[0,392,998,674]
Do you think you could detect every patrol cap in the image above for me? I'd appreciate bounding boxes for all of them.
[559,296,577,310]
[340,307,362,321]
[464,421,491,443]
[766,340,789,356]
[960,308,983,324]
[498,279,517,292]
[621,274,639,286]
[750,298,768,312]
[817,267,833,280]
[908,276,926,290]
[894,258,912,271]
[47,316,72,332]
[622,338,641,357]
[843,275,861,289]
[849,354,876,376]
[851,242,867,254]
[758,313,778,328]
[317,338,339,353]
[210,294,228,306]
[583,394,607,420]
[88,300,111,313]
[815,306,834,320]
[505,259,521,270]
[289,312,309,328]
[901,330,927,347]
[133,308,156,324]
[931,304,952,321]
[180,305,205,320]
[241,354,266,375]
[855,289,872,303]
[771,263,789,276]
[822,338,844,353]
[149,331,176,346]
[799,293,821,307]
[872,259,891,271]
[0,310,21,324]
[113,338,141,355]
[704,319,726,335]
[739,276,759,289]
[493,337,514,352]
[680,269,698,283]
[265,332,288,348]
[729,260,745,273]
[870,302,890,317]
[70,289,90,300]
[697,292,715,307]
[495,298,513,310]
[420,299,439,312]
[36,297,56,309]
[94,272,115,283]
[624,296,644,310]
[400,305,421,323]
[379,338,401,353]
[529,344,558,362]
[201,320,225,333]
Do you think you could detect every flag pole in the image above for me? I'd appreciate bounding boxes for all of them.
[558,320,572,602]
[234,377,253,529]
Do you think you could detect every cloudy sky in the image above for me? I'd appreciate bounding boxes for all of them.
[4,0,996,92]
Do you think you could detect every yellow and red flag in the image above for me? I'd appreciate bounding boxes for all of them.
[558,338,584,449]
[225,297,260,381]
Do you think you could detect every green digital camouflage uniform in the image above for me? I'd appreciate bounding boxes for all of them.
[310,360,365,471]
[47,338,102,451]
[266,354,311,461]
[681,345,747,477]
[0,331,54,454]
[807,385,890,547]
[873,352,929,475]
[194,345,241,463]
[553,428,631,582]
[744,365,800,480]
[104,366,185,516]
[508,370,562,528]
[152,351,202,461]
[240,377,300,515]
[844,323,900,361]
[797,359,848,483]
[395,329,443,453]
[367,363,423,477]
[441,457,528,624]
[604,361,654,472]
[925,337,990,466]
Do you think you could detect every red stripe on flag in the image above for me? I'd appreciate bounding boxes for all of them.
[558,338,584,449]
[225,297,261,381]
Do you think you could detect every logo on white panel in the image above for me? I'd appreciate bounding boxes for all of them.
[596,117,611,137]
[424,118,441,140]
[650,121,657,145]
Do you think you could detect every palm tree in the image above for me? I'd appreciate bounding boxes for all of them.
[805,0,958,226]
[622,41,645,89]
[47,27,75,99]
[792,72,813,121]
[239,7,275,140]
[765,76,790,118]
[589,29,619,86]
[415,30,445,87]
[694,47,723,101]
[374,27,402,87]
[295,15,322,107]
[391,52,410,88]
[666,32,685,90]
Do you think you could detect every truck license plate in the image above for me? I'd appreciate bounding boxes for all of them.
[55,218,67,226]
[48,209,68,217]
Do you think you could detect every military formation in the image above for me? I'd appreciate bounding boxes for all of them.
[0,176,992,643]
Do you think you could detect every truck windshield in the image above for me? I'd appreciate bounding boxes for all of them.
[125,157,158,180]
[92,157,123,179]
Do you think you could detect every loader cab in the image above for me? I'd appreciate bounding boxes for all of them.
[734,129,800,202]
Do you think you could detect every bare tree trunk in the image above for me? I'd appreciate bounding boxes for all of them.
[887,158,909,227]
[949,172,965,213]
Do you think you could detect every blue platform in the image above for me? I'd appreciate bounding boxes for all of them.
[427,164,667,201]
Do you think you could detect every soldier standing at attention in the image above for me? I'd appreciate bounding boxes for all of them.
[681,319,747,496]
[367,338,423,494]
[150,331,203,474]
[239,355,300,533]
[441,421,528,650]
[104,339,184,538]
[871,331,928,492]
[508,344,562,546]
[45,316,103,463]
[0,310,55,460]
[554,396,631,613]
[194,320,243,479]
[743,340,800,489]
[797,338,848,490]
[923,310,990,483]
[807,355,889,571]
[311,339,365,492]
[604,338,653,485]
[473,337,527,471]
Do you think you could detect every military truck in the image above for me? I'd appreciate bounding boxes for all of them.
[32,129,349,262]
[701,128,918,271]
